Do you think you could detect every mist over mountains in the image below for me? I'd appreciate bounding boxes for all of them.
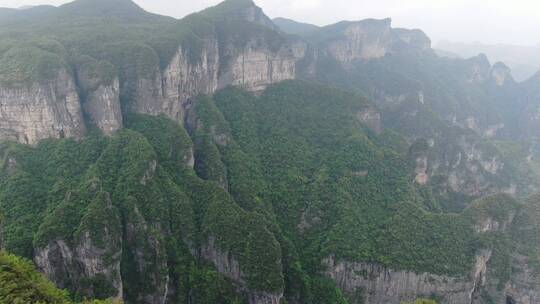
[436,40,540,81]
[1,1,540,304]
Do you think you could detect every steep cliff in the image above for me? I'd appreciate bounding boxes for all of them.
[2,1,540,304]
[324,194,540,304]
[0,63,86,144]
[75,56,123,135]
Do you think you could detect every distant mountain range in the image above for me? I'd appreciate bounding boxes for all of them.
[436,40,540,81]
[2,1,540,304]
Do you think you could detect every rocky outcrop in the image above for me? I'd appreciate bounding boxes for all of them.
[34,239,78,290]
[414,155,429,185]
[491,62,514,86]
[81,79,122,135]
[0,68,86,144]
[219,41,305,92]
[323,196,539,304]
[76,60,123,135]
[201,236,283,304]
[123,203,169,304]
[161,39,220,120]
[319,18,431,64]
[130,38,220,121]
[34,192,124,300]
[325,19,393,62]
[393,28,431,51]
[357,108,382,134]
[131,36,304,125]
[323,255,487,304]
[201,236,243,284]
[466,54,492,84]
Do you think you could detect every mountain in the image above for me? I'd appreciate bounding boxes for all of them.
[436,40,540,81]
[0,251,118,303]
[273,17,320,36]
[1,0,540,304]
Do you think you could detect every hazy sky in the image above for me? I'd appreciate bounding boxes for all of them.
[1,0,539,46]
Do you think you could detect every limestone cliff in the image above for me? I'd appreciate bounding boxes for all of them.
[34,191,123,300]
[130,36,305,125]
[324,19,393,62]
[324,196,540,304]
[324,256,481,304]
[0,68,86,144]
[201,237,283,304]
[491,62,514,86]
[75,58,123,135]
[314,18,431,64]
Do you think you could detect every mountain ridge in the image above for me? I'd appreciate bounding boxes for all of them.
[1,1,540,304]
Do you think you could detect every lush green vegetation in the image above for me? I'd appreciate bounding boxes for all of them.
[0,251,119,304]
[0,0,538,303]
[0,61,535,304]
[214,81,483,277]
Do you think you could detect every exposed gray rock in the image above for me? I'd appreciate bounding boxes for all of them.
[357,108,382,134]
[75,60,123,135]
[160,39,220,121]
[0,68,86,144]
[34,239,78,290]
[34,192,124,300]
[393,28,432,51]
[128,65,165,117]
[324,249,500,304]
[218,41,305,92]
[201,236,283,304]
[414,155,429,185]
[324,256,475,304]
[201,236,244,284]
[75,193,123,300]
[320,19,431,64]
[131,36,304,126]
[326,19,393,62]
[466,54,492,84]
[81,79,122,135]
[491,62,514,86]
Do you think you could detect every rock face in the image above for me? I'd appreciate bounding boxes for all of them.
[76,61,123,135]
[34,192,123,300]
[466,54,492,84]
[201,236,243,284]
[201,237,283,304]
[81,79,122,135]
[491,62,514,86]
[320,18,431,64]
[219,41,305,92]
[160,39,220,120]
[0,68,86,144]
[323,202,538,304]
[324,256,481,304]
[131,36,304,125]
[357,108,382,134]
[325,19,393,62]
[393,28,431,51]
[123,204,169,304]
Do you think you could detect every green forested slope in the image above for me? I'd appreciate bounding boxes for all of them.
[0,251,118,304]
[0,80,523,303]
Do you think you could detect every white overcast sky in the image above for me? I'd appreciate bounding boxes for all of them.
[0,0,539,46]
